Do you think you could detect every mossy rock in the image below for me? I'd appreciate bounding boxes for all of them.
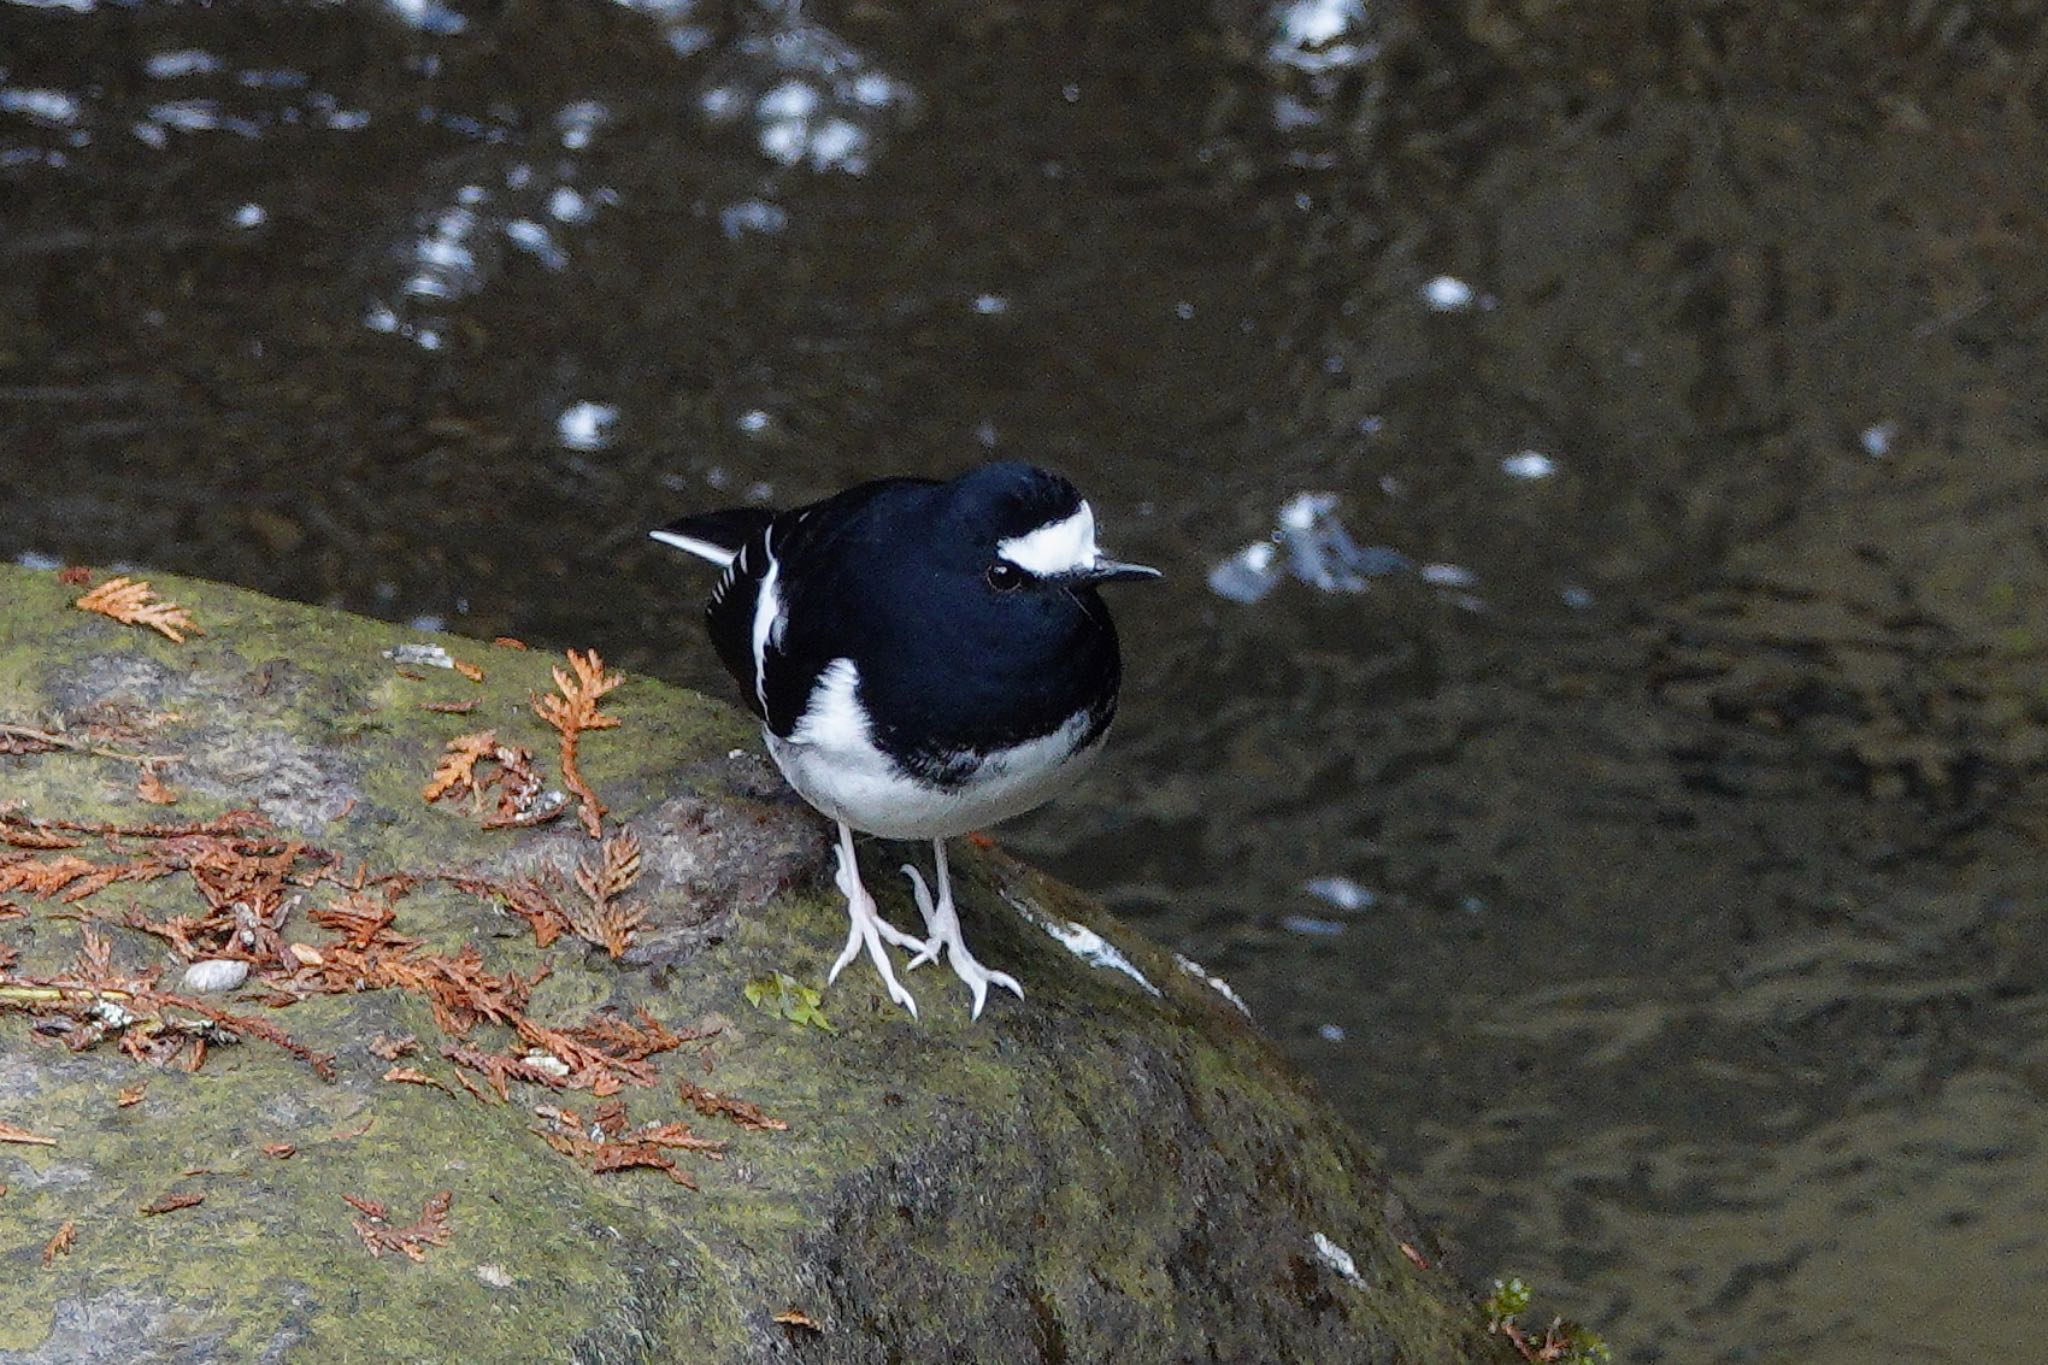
[0,563,1512,1363]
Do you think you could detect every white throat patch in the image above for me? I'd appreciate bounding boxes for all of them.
[996,502,1098,577]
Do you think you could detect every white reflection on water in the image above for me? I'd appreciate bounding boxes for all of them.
[557,402,619,452]
[1501,450,1556,480]
[1208,492,1412,602]
[0,87,82,125]
[384,0,468,36]
[694,2,916,176]
[144,50,224,79]
[1263,0,1378,137]
[1269,0,1374,73]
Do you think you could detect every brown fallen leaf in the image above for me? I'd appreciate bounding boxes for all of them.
[42,1221,76,1265]
[492,636,529,651]
[773,1309,822,1332]
[57,565,93,586]
[116,1082,148,1108]
[139,1192,204,1217]
[262,1142,296,1159]
[453,660,484,683]
[420,699,478,715]
[135,765,179,806]
[74,576,202,643]
[0,1123,57,1147]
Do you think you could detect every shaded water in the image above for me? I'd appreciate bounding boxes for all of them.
[8,0,2048,1357]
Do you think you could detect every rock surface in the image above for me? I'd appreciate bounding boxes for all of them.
[0,563,1512,1363]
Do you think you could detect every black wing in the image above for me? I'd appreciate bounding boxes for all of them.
[686,478,939,735]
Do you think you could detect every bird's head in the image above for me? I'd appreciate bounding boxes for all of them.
[939,462,1162,598]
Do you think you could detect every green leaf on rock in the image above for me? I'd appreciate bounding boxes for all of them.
[744,972,836,1032]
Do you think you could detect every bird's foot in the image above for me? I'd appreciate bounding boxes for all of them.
[900,863,1023,1020]
[828,847,921,1017]
[833,847,928,954]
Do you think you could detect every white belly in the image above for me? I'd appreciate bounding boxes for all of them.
[764,658,1102,839]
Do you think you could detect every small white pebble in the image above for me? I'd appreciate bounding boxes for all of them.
[383,642,454,669]
[1861,422,1897,458]
[475,1264,514,1288]
[1500,450,1555,480]
[182,959,249,994]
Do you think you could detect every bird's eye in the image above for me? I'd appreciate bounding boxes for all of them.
[986,562,1026,592]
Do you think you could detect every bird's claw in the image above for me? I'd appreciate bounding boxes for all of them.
[899,861,1024,1019]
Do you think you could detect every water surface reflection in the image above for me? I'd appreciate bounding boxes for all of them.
[7,2,2048,1359]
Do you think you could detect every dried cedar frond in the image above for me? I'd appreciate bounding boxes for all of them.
[310,891,411,950]
[678,1079,788,1132]
[440,1043,569,1102]
[592,1097,629,1138]
[74,576,202,642]
[349,1190,453,1261]
[1,826,81,850]
[422,731,498,804]
[567,1008,695,1064]
[135,766,179,806]
[533,649,622,838]
[567,832,643,958]
[41,1221,75,1264]
[369,1033,418,1061]
[383,1065,457,1096]
[0,1123,57,1147]
[71,923,117,985]
[435,868,579,948]
[0,854,100,899]
[139,1192,204,1216]
[116,1082,148,1108]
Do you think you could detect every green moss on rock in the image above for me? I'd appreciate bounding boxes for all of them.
[0,563,1514,1363]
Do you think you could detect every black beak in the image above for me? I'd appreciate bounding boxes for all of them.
[1078,558,1164,585]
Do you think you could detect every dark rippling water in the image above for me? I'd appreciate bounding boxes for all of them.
[7,2,2048,1358]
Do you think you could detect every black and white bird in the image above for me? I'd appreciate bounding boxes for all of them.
[651,462,1159,1019]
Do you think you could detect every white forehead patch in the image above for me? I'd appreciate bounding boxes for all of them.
[996,502,1098,576]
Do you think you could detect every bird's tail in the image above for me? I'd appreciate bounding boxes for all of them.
[649,508,774,568]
